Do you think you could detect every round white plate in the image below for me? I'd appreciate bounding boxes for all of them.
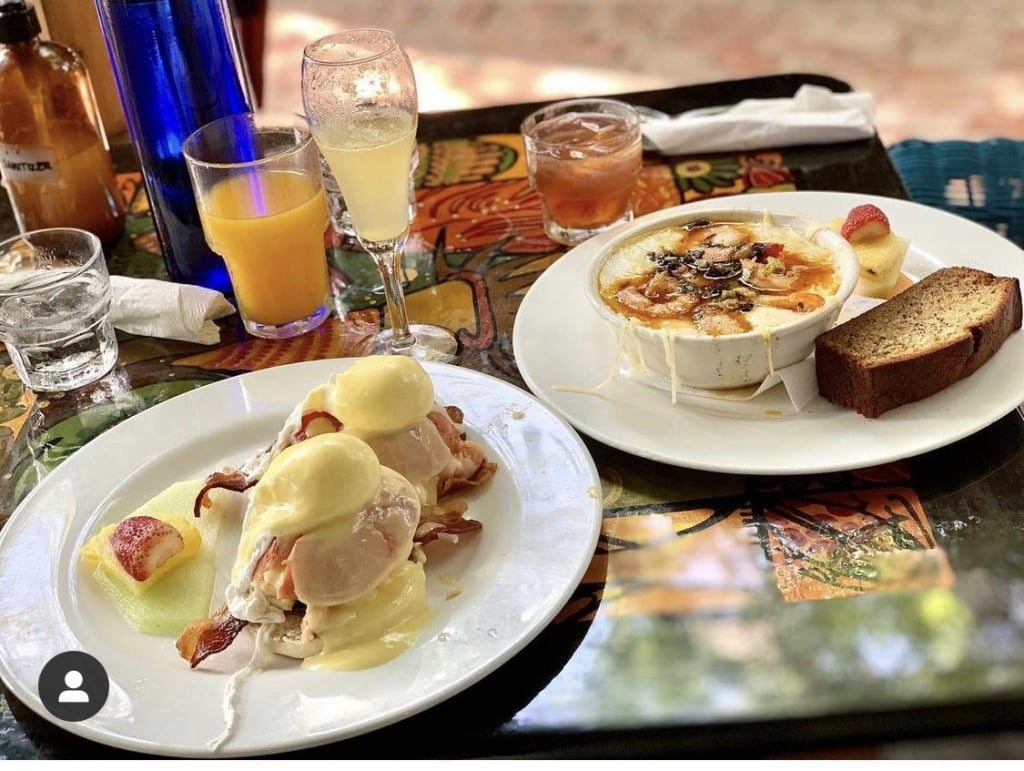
[0,360,602,757]
[513,191,1024,475]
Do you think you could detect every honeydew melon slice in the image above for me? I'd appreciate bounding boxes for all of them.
[79,479,226,637]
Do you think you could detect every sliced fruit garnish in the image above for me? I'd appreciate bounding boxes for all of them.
[840,204,891,243]
[80,480,217,635]
[110,515,185,582]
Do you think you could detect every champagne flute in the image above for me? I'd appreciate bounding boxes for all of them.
[302,28,458,362]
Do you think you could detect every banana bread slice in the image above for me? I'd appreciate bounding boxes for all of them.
[815,266,1022,418]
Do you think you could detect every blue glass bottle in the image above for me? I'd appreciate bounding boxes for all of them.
[93,0,254,294]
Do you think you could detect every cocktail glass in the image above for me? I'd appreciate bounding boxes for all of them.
[302,28,458,362]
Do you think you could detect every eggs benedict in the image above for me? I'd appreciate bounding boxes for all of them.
[193,356,496,533]
[178,357,496,669]
[178,432,428,669]
[325,356,495,506]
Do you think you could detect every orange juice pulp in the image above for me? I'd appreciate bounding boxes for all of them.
[530,112,641,229]
[200,170,329,326]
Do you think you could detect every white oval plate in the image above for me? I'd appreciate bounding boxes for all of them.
[0,359,602,757]
[513,191,1024,475]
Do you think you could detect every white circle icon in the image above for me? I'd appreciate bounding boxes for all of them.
[58,669,89,703]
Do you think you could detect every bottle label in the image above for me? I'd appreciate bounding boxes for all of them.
[0,143,60,184]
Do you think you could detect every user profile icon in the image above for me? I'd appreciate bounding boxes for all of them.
[38,651,109,722]
[58,670,89,703]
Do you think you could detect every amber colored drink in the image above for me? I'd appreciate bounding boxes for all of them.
[200,169,329,326]
[526,111,641,238]
[1,120,125,244]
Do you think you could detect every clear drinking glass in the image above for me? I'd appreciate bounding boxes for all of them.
[321,146,419,240]
[0,228,118,392]
[521,98,643,246]
[302,28,458,362]
[183,112,331,339]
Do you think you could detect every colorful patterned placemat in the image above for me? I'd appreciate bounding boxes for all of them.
[0,133,952,615]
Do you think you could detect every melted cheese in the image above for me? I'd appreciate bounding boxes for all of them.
[626,319,648,373]
[759,327,775,379]
[568,311,784,401]
[659,327,679,404]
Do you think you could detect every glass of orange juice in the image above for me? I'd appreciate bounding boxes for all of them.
[521,98,643,246]
[183,112,330,339]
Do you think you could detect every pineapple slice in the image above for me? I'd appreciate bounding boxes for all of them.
[850,232,910,298]
[828,216,910,299]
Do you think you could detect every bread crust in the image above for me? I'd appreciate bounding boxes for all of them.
[815,267,1022,418]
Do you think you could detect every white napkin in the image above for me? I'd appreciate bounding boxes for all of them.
[641,84,877,155]
[109,276,236,345]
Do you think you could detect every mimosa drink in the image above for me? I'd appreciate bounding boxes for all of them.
[314,113,416,244]
[302,28,457,361]
[200,170,329,326]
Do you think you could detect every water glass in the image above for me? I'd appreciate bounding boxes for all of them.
[183,112,331,339]
[0,228,118,392]
[521,98,643,246]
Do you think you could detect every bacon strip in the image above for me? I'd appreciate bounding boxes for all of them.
[438,457,497,499]
[292,410,342,443]
[192,411,344,519]
[444,404,465,426]
[252,536,297,600]
[193,470,257,518]
[176,606,249,668]
[415,499,483,546]
[428,405,498,500]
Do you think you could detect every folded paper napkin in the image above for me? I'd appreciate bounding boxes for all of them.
[641,84,877,155]
[109,276,236,345]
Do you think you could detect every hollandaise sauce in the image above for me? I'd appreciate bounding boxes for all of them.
[325,356,453,505]
[301,561,429,671]
[230,433,382,586]
[225,427,430,673]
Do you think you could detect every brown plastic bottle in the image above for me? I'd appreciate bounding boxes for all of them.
[0,0,125,245]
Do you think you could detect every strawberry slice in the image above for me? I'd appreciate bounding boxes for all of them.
[109,515,185,581]
[840,204,891,243]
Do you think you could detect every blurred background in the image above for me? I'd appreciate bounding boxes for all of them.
[255,0,1023,146]
[38,0,1024,148]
